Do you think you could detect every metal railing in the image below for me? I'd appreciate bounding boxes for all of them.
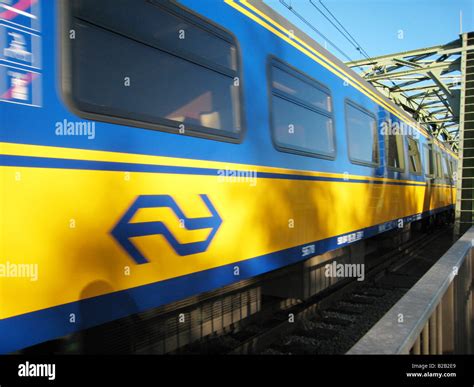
[348,227,474,354]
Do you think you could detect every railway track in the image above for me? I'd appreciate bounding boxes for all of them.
[176,225,455,355]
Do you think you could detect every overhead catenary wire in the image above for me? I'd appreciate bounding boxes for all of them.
[315,0,372,60]
[279,0,355,62]
[279,1,449,142]
[313,1,402,92]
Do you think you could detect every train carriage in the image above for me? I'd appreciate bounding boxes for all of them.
[0,0,456,352]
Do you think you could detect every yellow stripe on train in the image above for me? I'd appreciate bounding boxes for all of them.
[0,146,454,319]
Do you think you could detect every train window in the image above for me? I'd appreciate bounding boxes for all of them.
[269,59,335,158]
[63,0,243,140]
[345,101,379,166]
[450,159,457,178]
[407,137,422,174]
[272,67,331,112]
[385,132,405,171]
[435,151,443,178]
[442,155,451,179]
[423,144,435,177]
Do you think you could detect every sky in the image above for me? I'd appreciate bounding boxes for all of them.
[265,0,474,62]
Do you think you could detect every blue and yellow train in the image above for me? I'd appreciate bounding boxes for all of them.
[0,0,457,352]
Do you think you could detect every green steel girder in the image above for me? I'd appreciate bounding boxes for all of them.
[345,37,472,152]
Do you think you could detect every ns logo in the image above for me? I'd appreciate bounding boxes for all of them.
[111,195,222,264]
